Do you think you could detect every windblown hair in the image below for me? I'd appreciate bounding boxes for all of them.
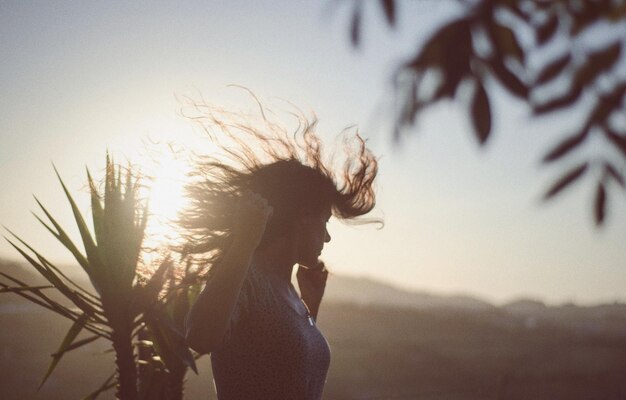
[178,98,379,266]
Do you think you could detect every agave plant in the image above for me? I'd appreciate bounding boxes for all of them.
[0,156,198,400]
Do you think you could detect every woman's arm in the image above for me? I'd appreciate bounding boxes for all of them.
[185,193,272,354]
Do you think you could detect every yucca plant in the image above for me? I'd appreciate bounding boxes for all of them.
[138,267,203,400]
[0,155,198,400]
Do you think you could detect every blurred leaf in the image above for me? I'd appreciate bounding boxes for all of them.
[594,182,607,225]
[607,2,626,21]
[491,22,524,63]
[350,3,361,46]
[501,1,531,22]
[471,82,492,144]
[380,0,395,26]
[489,58,527,98]
[603,162,625,188]
[535,53,571,85]
[40,313,89,389]
[544,163,589,199]
[533,84,583,114]
[542,130,589,163]
[574,42,621,88]
[604,128,626,156]
[406,19,471,70]
[537,14,558,45]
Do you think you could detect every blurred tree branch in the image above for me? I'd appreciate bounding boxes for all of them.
[345,0,626,225]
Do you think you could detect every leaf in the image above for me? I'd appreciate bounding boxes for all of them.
[542,130,589,163]
[40,313,89,389]
[350,3,361,47]
[87,168,105,246]
[5,237,99,318]
[544,163,589,199]
[52,166,108,295]
[81,373,115,400]
[380,0,395,27]
[489,58,528,98]
[533,84,583,114]
[536,14,558,45]
[405,19,470,70]
[594,182,607,225]
[147,316,198,374]
[502,1,531,22]
[574,42,622,88]
[51,334,100,356]
[604,128,626,157]
[535,53,571,85]
[492,23,524,63]
[32,197,94,282]
[471,82,492,144]
[6,224,100,302]
[603,162,625,188]
[0,272,69,316]
[130,257,172,317]
[0,285,53,293]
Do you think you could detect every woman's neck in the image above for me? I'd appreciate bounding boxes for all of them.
[253,236,296,283]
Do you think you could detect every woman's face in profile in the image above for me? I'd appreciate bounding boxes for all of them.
[296,207,332,268]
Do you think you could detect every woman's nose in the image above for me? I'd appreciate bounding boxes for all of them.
[324,228,331,243]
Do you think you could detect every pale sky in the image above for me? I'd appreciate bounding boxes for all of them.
[1,0,624,305]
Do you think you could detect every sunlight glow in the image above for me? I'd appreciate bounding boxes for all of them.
[144,153,191,241]
[104,117,222,256]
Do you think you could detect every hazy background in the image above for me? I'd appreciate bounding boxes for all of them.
[1,0,625,305]
[2,259,625,399]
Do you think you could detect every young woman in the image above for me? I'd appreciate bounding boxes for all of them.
[182,108,378,399]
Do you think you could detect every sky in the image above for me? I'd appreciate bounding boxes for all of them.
[1,0,624,305]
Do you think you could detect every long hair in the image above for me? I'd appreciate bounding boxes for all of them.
[178,96,379,267]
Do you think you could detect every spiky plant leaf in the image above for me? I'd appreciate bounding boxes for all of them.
[5,238,100,319]
[0,274,68,316]
[31,198,96,288]
[81,373,116,400]
[8,222,99,302]
[87,168,105,247]
[39,313,90,389]
[52,165,109,295]
[51,334,100,356]
[0,285,53,293]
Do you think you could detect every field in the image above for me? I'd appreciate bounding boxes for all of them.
[1,260,625,399]
[2,303,625,399]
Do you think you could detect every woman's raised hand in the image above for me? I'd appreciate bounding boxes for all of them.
[232,191,273,251]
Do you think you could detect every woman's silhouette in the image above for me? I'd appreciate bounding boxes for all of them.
[183,106,378,399]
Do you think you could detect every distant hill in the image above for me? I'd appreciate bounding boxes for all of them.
[323,273,495,311]
[2,258,625,336]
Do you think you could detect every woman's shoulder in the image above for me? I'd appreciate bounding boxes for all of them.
[238,264,275,308]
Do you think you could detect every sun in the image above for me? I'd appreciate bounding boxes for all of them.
[107,131,193,254]
[147,157,189,225]
[106,118,224,260]
[137,147,193,252]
